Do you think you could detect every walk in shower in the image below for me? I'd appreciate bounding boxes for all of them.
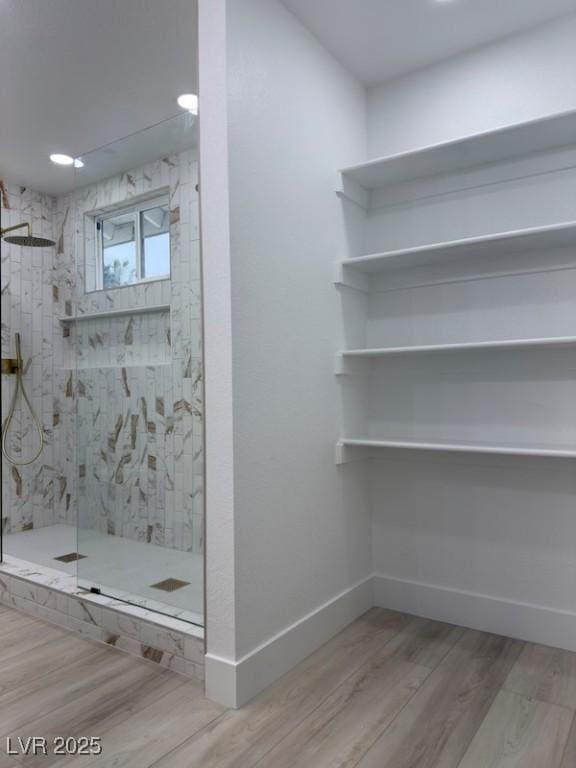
[1,112,204,627]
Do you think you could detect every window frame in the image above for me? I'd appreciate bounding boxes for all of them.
[94,192,171,291]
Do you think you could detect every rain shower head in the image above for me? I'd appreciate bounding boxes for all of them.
[3,234,56,247]
[1,222,55,248]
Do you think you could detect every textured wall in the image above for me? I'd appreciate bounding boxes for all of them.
[226,0,370,659]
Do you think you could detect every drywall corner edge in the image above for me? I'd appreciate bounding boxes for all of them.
[198,0,238,665]
[204,652,238,708]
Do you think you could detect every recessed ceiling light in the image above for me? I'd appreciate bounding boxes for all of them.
[73,157,84,169]
[50,153,75,166]
[177,93,198,115]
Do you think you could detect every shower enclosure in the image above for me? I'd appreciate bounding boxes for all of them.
[1,113,204,626]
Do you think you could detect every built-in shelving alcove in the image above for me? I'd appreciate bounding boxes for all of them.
[336,110,576,466]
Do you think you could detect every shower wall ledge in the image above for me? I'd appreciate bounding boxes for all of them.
[0,555,204,683]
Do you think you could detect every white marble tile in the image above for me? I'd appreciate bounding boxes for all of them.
[0,554,204,683]
[141,624,186,656]
[184,635,204,664]
[2,142,204,636]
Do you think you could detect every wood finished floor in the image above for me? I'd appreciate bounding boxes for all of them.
[1,604,575,767]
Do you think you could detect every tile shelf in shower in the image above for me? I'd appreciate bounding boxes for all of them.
[59,303,171,324]
[67,361,172,371]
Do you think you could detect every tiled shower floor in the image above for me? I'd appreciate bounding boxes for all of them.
[3,524,203,625]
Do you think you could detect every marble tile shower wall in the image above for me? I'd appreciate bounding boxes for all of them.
[66,149,203,554]
[1,180,75,534]
[1,149,203,555]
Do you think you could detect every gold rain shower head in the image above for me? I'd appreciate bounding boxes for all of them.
[1,222,55,247]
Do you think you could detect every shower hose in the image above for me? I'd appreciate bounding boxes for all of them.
[1,333,44,466]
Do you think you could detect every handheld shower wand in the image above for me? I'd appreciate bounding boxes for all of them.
[1,333,45,466]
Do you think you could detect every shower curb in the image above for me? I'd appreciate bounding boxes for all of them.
[0,555,205,683]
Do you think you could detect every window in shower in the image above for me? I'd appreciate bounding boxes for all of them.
[91,193,171,290]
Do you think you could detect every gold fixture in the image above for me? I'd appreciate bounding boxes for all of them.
[54,553,87,563]
[1,221,56,247]
[150,578,191,592]
[1,358,19,375]
[1,333,45,466]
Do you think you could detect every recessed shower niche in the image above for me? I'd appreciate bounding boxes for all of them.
[1,112,205,679]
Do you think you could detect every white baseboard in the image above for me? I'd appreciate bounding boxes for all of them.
[373,573,576,653]
[206,572,576,708]
[205,575,374,708]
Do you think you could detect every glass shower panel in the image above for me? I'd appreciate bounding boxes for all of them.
[72,114,203,625]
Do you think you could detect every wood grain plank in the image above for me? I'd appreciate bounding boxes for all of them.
[560,713,576,768]
[505,643,576,711]
[0,749,23,768]
[8,668,186,766]
[0,621,68,664]
[150,608,413,768]
[0,644,124,732]
[0,634,106,697]
[50,686,224,768]
[254,657,430,768]
[354,629,524,768]
[3,604,572,768]
[457,690,573,768]
[0,609,38,636]
[377,616,464,669]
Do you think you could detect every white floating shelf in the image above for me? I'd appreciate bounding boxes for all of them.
[337,221,576,278]
[340,336,576,360]
[339,109,576,191]
[60,304,170,324]
[336,438,576,464]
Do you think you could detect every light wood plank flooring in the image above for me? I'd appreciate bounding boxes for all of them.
[1,604,575,767]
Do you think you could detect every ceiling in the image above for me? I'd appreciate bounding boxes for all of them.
[282,0,576,85]
[2,0,574,194]
[72,113,197,194]
[0,0,198,194]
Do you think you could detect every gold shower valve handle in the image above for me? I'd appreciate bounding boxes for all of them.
[1,358,19,375]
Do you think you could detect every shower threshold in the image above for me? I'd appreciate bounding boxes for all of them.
[0,527,204,683]
[3,524,203,624]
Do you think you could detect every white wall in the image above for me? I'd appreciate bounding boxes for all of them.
[365,17,576,646]
[200,0,372,705]
[367,15,576,158]
[197,0,239,692]
[198,6,576,704]
[227,0,371,663]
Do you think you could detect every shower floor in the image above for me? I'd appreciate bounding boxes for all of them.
[3,524,203,625]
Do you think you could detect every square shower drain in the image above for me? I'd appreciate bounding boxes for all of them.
[149,577,190,593]
[54,552,87,563]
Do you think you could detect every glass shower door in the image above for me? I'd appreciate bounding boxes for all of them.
[72,114,204,625]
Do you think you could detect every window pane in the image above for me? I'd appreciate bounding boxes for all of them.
[102,241,137,288]
[102,214,137,288]
[143,232,170,278]
[141,204,170,279]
